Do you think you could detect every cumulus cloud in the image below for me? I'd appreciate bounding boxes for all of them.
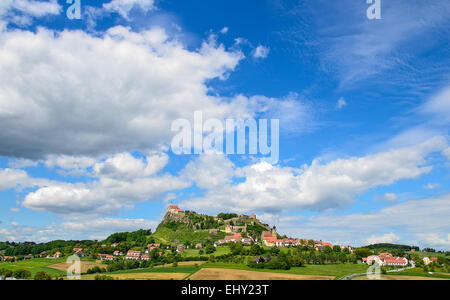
[0,26,251,159]
[22,152,187,216]
[0,168,50,191]
[181,154,235,189]
[366,233,400,245]
[252,45,270,59]
[182,137,447,213]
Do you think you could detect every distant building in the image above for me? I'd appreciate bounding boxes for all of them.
[177,245,185,253]
[195,243,202,249]
[250,214,257,219]
[113,251,123,256]
[73,248,85,257]
[98,254,114,261]
[224,233,242,243]
[126,251,142,260]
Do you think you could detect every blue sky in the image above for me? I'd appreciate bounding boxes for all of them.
[0,0,449,249]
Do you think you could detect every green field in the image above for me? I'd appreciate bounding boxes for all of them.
[0,258,66,277]
[201,262,369,280]
[181,246,231,257]
[391,268,450,279]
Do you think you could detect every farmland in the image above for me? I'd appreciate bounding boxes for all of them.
[200,262,370,280]
[47,260,107,274]
[189,268,333,280]
[0,258,66,277]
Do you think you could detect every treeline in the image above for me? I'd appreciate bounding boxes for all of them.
[217,213,238,220]
[364,243,419,251]
[104,229,152,244]
[2,240,97,256]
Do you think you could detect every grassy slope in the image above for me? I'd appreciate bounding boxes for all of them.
[153,227,223,244]
[391,268,450,279]
[181,246,231,257]
[201,262,369,280]
[0,258,67,277]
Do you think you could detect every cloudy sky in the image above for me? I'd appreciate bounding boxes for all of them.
[0,0,449,249]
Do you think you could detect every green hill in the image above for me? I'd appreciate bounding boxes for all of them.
[152,208,271,245]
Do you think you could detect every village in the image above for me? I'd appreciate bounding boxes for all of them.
[0,205,439,268]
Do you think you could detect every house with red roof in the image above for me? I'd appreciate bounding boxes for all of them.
[224,233,242,243]
[126,250,141,260]
[73,248,85,257]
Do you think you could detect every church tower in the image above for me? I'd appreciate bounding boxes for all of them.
[272,226,277,238]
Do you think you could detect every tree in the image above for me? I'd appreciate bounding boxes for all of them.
[205,244,216,254]
[34,271,53,281]
[354,248,372,259]
[270,247,280,255]
[333,245,341,253]
[324,246,332,253]
[250,244,264,256]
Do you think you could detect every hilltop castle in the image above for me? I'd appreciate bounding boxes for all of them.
[167,204,185,215]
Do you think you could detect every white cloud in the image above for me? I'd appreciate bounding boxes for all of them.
[22,153,187,216]
[424,183,440,190]
[93,152,168,179]
[60,218,158,234]
[416,233,450,248]
[366,233,400,245]
[181,154,235,189]
[376,193,398,202]
[183,137,447,213]
[0,168,49,191]
[444,147,450,160]
[252,45,270,59]
[0,26,252,159]
[336,97,347,109]
[103,0,156,19]
[0,0,61,27]
[220,27,229,34]
[279,194,450,248]
[419,87,450,125]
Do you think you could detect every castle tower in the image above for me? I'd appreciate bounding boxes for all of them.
[272,226,277,237]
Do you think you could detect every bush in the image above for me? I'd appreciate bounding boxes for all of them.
[13,269,32,279]
[87,266,107,274]
[0,268,13,277]
[34,271,53,281]
[94,274,115,280]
